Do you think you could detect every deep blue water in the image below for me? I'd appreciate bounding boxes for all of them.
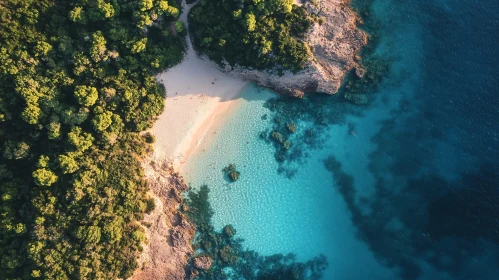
[316,0,499,278]
[184,0,499,279]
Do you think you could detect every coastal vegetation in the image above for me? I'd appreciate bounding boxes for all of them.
[0,0,185,278]
[183,185,328,279]
[189,0,313,72]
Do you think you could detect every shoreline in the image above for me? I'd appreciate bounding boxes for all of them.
[134,0,369,279]
[176,87,248,171]
[151,0,247,170]
[132,1,247,279]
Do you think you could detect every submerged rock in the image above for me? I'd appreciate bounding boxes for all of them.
[224,0,367,95]
[344,92,370,105]
[193,256,212,270]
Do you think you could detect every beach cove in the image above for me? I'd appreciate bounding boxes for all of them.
[147,0,499,279]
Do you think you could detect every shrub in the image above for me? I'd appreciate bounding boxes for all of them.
[143,132,156,143]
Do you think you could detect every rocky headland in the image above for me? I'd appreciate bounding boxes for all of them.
[131,160,195,280]
[223,0,367,96]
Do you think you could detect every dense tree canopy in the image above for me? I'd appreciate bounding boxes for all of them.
[0,0,185,279]
[189,0,313,72]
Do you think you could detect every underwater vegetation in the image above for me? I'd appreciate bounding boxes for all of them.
[260,91,363,177]
[324,155,499,279]
[182,185,328,279]
[223,164,241,182]
[257,0,390,177]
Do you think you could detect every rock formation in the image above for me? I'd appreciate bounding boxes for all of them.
[131,160,195,280]
[193,256,213,270]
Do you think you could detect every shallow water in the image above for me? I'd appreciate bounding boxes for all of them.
[183,0,499,279]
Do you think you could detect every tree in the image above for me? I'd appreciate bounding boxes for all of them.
[61,107,89,125]
[97,0,115,18]
[90,31,108,62]
[103,217,124,243]
[76,226,101,247]
[245,13,256,32]
[68,126,94,152]
[0,0,185,278]
[22,104,42,124]
[131,38,147,54]
[32,168,58,186]
[92,111,113,132]
[3,141,30,160]
[47,122,61,139]
[58,153,79,174]
[189,0,312,72]
[74,85,98,107]
[37,155,50,168]
[69,7,86,23]
[34,41,52,57]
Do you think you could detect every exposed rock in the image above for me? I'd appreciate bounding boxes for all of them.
[189,268,199,279]
[355,66,367,78]
[131,159,195,280]
[290,89,305,98]
[193,256,213,270]
[224,0,367,95]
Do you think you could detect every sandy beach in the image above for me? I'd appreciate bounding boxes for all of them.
[151,1,247,170]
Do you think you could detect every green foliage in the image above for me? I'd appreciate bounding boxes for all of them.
[143,132,156,143]
[189,0,312,72]
[92,111,113,132]
[132,38,148,54]
[74,85,98,107]
[245,13,257,32]
[145,197,156,213]
[37,155,50,168]
[175,21,186,34]
[32,168,58,186]
[3,141,30,160]
[0,0,185,279]
[68,126,94,152]
[58,153,79,174]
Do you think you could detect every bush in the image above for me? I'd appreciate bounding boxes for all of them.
[145,198,156,214]
[143,132,156,143]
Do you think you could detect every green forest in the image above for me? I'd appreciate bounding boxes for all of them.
[189,0,313,72]
[0,0,185,279]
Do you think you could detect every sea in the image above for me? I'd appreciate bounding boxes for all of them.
[181,0,499,279]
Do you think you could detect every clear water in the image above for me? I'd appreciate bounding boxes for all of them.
[183,0,499,279]
[183,84,396,279]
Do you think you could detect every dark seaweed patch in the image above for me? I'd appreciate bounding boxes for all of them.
[182,185,328,279]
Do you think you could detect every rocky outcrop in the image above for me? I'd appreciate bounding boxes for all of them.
[224,0,367,95]
[193,256,213,270]
[131,160,195,280]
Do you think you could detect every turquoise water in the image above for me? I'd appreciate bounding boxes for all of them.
[183,84,396,279]
[184,0,499,279]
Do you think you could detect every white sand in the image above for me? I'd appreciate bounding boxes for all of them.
[151,1,247,170]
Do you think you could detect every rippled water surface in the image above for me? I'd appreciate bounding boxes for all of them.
[183,0,499,279]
